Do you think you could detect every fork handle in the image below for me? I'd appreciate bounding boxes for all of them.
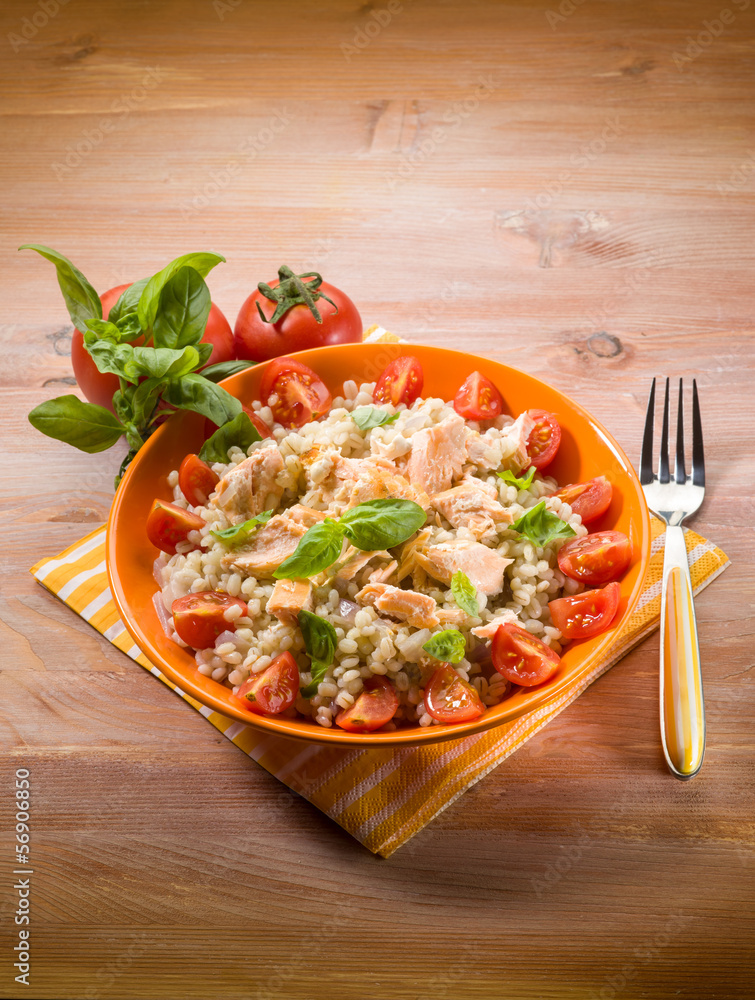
[659,524,706,779]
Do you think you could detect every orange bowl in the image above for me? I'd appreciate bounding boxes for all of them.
[107,343,651,747]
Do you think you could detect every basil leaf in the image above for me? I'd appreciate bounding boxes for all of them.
[28,395,124,453]
[299,609,337,697]
[339,498,426,551]
[138,252,225,331]
[130,345,201,380]
[84,318,123,343]
[201,360,257,384]
[20,244,101,331]
[107,278,149,325]
[152,266,211,350]
[115,310,143,342]
[510,500,576,547]
[497,465,536,491]
[130,377,166,426]
[199,411,262,463]
[422,629,467,664]
[451,570,479,618]
[162,374,241,426]
[351,406,400,432]
[210,509,274,545]
[196,342,214,368]
[85,339,139,382]
[273,520,345,579]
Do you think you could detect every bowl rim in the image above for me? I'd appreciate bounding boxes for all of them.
[107,342,652,748]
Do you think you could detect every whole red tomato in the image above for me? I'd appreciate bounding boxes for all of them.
[233,265,362,362]
[71,282,235,412]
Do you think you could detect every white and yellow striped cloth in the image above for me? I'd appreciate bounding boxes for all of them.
[31,517,728,857]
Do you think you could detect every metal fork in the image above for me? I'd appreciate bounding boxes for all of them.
[640,378,706,780]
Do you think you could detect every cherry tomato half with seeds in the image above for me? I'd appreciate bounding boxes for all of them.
[548,581,621,640]
[453,371,504,421]
[233,652,300,715]
[424,666,486,724]
[72,283,234,413]
[172,591,248,650]
[553,476,612,524]
[557,530,632,586]
[260,357,332,428]
[146,499,205,554]
[373,356,424,407]
[526,409,562,469]
[335,676,399,733]
[491,623,562,687]
[178,454,220,507]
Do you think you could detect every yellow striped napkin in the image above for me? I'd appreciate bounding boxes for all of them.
[31,517,728,857]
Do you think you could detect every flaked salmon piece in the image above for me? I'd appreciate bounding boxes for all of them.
[333,548,391,581]
[437,608,469,627]
[416,540,513,596]
[222,514,307,576]
[212,446,285,524]
[406,412,469,495]
[368,559,398,584]
[395,527,433,583]
[462,473,498,498]
[301,446,362,505]
[471,610,519,639]
[284,504,327,528]
[266,578,313,626]
[356,582,441,629]
[347,465,432,511]
[431,483,513,539]
[466,412,535,473]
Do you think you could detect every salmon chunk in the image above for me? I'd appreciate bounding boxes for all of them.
[347,464,432,511]
[416,541,513,596]
[406,412,468,495]
[285,504,328,528]
[335,548,391,581]
[471,610,519,638]
[212,446,285,524]
[222,514,308,576]
[301,447,361,505]
[466,412,535,473]
[356,582,441,629]
[431,483,513,539]
[266,579,313,626]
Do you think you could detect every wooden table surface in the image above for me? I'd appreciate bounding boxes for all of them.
[2,1,754,997]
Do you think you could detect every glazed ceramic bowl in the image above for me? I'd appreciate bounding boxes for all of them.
[107,342,651,747]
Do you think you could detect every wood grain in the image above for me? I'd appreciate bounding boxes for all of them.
[1,0,754,997]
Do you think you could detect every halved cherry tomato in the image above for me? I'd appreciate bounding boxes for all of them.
[527,409,561,469]
[373,356,424,407]
[557,530,631,585]
[553,476,612,524]
[172,591,248,649]
[146,499,205,554]
[179,454,219,507]
[453,371,504,421]
[204,404,273,442]
[424,666,486,724]
[259,357,332,428]
[233,652,300,715]
[335,676,399,733]
[491,623,561,687]
[549,581,621,640]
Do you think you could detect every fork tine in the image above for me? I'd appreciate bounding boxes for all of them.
[691,378,705,487]
[674,377,686,484]
[639,378,656,484]
[658,377,670,483]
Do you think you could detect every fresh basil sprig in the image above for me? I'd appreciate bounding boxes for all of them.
[497,465,536,491]
[210,510,274,545]
[201,359,258,384]
[299,610,337,698]
[199,412,263,464]
[423,629,467,664]
[274,520,345,579]
[451,571,479,617]
[510,500,576,547]
[22,244,254,486]
[274,499,427,580]
[351,406,400,432]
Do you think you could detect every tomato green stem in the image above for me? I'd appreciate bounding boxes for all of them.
[255,264,338,325]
